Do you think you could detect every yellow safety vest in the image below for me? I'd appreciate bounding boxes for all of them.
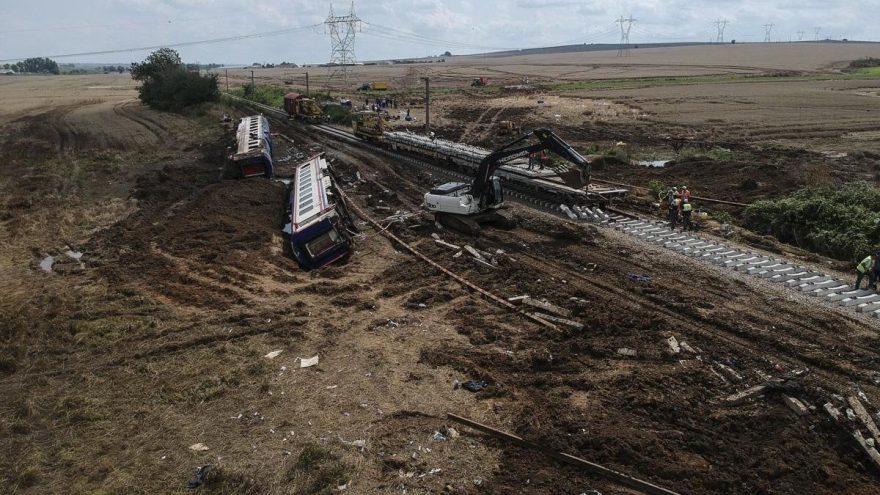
[682,203,693,212]
[858,256,874,273]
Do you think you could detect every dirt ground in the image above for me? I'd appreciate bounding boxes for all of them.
[3,44,880,494]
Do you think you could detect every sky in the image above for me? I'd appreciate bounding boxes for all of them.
[0,0,877,65]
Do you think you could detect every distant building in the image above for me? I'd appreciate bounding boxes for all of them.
[0,69,15,75]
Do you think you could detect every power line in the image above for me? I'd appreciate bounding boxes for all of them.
[814,27,822,41]
[616,15,636,57]
[0,23,322,63]
[797,30,805,41]
[362,22,519,52]
[714,19,728,43]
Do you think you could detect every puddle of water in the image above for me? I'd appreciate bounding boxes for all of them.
[637,160,670,168]
[39,256,54,272]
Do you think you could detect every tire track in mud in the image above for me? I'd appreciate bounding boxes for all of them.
[486,230,880,390]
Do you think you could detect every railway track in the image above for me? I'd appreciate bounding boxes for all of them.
[230,96,880,325]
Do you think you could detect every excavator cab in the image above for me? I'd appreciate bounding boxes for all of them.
[424,128,589,236]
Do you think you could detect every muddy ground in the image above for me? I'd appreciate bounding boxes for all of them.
[4,90,880,495]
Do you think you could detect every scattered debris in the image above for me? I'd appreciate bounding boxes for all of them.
[521,297,572,317]
[715,363,743,383]
[188,443,209,452]
[507,295,530,302]
[300,355,320,368]
[432,431,448,441]
[186,465,211,489]
[824,402,843,421]
[463,244,483,260]
[339,437,366,449]
[530,312,583,330]
[666,336,681,354]
[617,348,638,358]
[434,239,461,250]
[626,273,652,283]
[847,396,880,444]
[39,255,54,272]
[782,395,809,416]
[461,380,488,392]
[679,341,696,354]
[264,350,283,359]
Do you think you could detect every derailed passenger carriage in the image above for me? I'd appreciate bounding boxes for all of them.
[379,131,625,204]
[285,154,352,270]
[232,115,274,178]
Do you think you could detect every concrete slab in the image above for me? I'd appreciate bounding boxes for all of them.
[841,294,880,307]
[787,275,830,288]
[827,289,874,302]
[857,301,880,313]
[796,279,838,291]
[733,258,771,271]
[809,284,851,297]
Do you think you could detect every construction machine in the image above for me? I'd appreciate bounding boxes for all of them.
[424,128,589,235]
[471,77,490,87]
[351,111,385,141]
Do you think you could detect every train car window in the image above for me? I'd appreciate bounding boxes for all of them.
[305,228,342,258]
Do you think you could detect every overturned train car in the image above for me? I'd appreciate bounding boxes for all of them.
[284,154,353,270]
[232,115,274,178]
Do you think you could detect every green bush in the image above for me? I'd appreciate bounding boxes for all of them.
[233,84,287,108]
[647,180,667,199]
[323,105,352,124]
[848,57,880,70]
[131,48,219,111]
[743,182,880,261]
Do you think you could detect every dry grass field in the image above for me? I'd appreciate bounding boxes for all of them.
[2,43,880,494]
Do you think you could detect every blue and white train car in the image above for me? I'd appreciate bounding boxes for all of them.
[285,154,351,269]
[232,115,274,178]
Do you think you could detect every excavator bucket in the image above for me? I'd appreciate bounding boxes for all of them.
[555,167,587,189]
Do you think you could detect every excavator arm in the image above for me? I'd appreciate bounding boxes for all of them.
[469,128,590,200]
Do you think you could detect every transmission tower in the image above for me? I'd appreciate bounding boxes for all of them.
[763,23,774,42]
[797,30,805,41]
[616,15,636,57]
[814,27,821,41]
[714,19,728,43]
[324,1,361,87]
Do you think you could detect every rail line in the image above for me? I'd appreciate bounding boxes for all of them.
[229,96,880,327]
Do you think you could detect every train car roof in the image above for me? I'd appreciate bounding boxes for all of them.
[235,115,269,156]
[291,154,334,229]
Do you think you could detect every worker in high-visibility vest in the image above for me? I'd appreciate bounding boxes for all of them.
[681,199,693,231]
[855,253,877,290]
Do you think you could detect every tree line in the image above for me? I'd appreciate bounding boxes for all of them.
[3,58,60,74]
[130,48,219,112]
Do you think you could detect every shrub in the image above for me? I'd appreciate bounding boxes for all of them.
[131,48,219,112]
[647,180,667,199]
[743,182,880,261]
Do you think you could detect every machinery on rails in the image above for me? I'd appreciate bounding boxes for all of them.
[423,128,590,235]
[231,114,274,178]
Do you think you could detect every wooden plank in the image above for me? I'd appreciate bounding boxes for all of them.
[522,297,572,317]
[447,413,681,495]
[848,396,880,444]
[434,239,461,250]
[530,312,583,330]
[725,385,767,405]
[853,430,880,470]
